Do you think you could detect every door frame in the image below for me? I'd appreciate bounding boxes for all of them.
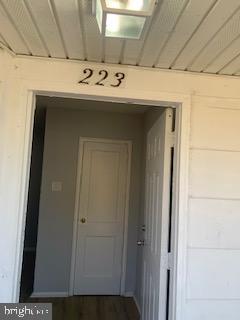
[13,79,190,320]
[69,137,132,296]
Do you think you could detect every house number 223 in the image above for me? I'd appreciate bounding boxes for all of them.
[78,68,126,88]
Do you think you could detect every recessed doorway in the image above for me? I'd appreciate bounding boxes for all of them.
[19,95,180,320]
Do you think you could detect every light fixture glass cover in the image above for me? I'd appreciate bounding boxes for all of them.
[95,0,156,39]
[106,13,145,39]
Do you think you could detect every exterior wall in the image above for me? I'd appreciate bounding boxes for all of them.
[1,51,240,319]
[0,50,21,302]
[34,107,144,295]
[186,97,240,319]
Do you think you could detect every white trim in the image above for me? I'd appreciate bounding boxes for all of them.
[13,91,36,302]
[121,141,132,295]
[69,137,132,296]
[15,53,240,83]
[14,85,190,320]
[31,292,69,298]
[133,294,141,315]
[68,138,84,295]
[171,102,191,320]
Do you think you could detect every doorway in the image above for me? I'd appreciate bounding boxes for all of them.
[19,95,181,320]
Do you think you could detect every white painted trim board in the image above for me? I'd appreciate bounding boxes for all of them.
[31,292,69,298]
[12,81,190,320]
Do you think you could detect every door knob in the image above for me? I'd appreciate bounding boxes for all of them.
[137,240,145,246]
[80,218,86,223]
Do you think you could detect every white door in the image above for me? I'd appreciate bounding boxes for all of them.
[73,139,129,295]
[142,108,174,320]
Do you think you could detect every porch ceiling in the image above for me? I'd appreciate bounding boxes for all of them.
[1,0,240,76]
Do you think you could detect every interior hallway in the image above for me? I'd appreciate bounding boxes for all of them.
[24,296,140,320]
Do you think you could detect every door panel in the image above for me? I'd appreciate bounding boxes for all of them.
[74,140,129,295]
[84,236,115,277]
[87,150,120,222]
[142,109,174,320]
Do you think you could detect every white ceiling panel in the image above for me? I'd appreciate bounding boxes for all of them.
[139,0,188,67]
[1,0,48,56]
[121,39,144,65]
[189,8,240,72]
[0,33,7,46]
[1,0,240,77]
[25,0,66,58]
[104,38,124,64]
[0,1,28,53]
[52,0,85,60]
[205,37,240,74]
[172,0,240,70]
[155,0,216,68]
[234,69,240,76]
[219,54,240,75]
[79,0,103,62]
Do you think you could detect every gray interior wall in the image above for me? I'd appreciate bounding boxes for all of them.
[34,106,145,294]
[134,108,165,306]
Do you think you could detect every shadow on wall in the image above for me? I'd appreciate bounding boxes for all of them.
[20,107,46,299]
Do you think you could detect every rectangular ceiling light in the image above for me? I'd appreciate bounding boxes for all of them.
[94,0,157,39]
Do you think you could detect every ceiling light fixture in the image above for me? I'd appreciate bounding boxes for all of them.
[94,0,157,39]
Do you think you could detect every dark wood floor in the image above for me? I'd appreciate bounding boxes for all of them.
[25,296,140,320]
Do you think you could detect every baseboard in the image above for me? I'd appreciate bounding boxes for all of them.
[31,292,69,298]
[133,294,141,316]
[123,291,133,297]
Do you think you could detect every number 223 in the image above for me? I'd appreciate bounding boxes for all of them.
[78,68,125,87]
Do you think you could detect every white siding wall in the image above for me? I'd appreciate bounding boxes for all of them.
[1,51,240,319]
[186,99,240,319]
[0,50,15,302]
